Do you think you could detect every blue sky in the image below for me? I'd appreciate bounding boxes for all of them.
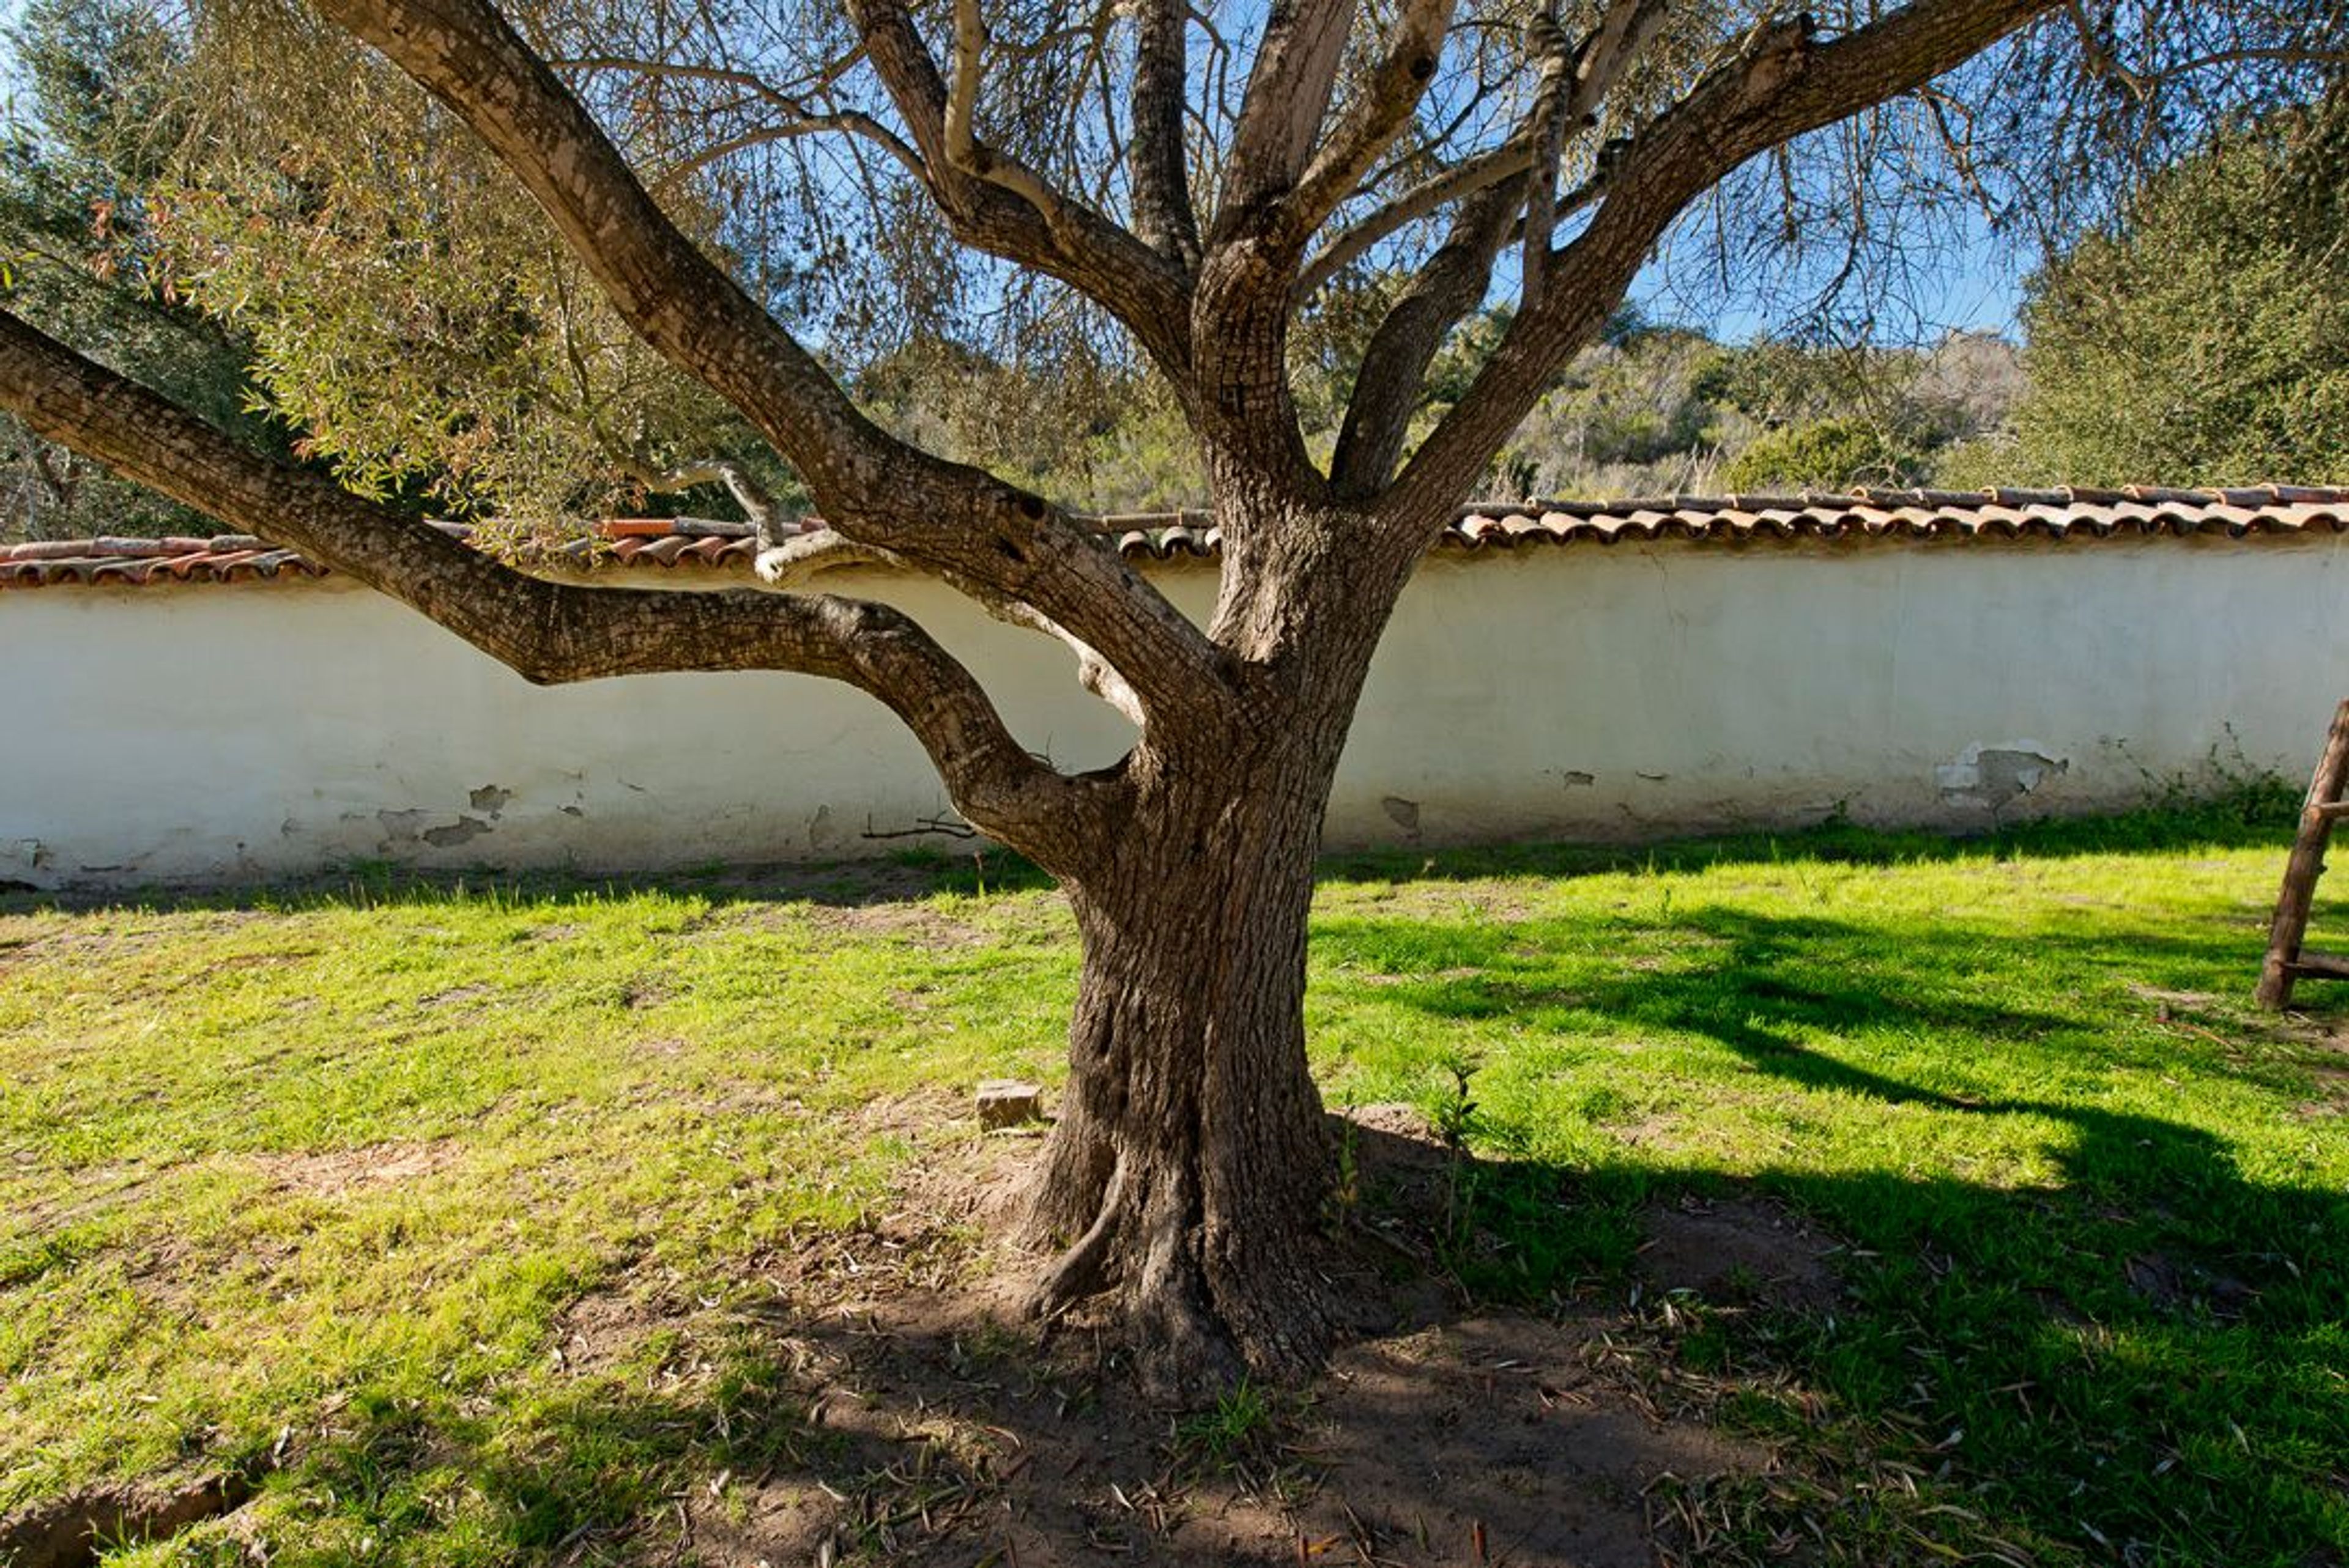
[1639,208,2033,346]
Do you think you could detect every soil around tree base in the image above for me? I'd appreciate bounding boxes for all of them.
[662,1101,1814,1567]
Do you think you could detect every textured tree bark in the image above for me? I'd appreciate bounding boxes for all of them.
[1019,489,1424,1400]
[1023,742,1338,1396]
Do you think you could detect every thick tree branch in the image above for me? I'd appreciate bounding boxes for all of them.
[315,0,1232,731]
[1129,0,1202,269]
[841,0,1197,371]
[1516,0,1670,306]
[314,0,875,502]
[1287,0,1459,240]
[1216,0,1359,235]
[0,309,1091,860]
[1516,12,1584,311]
[1559,0,1673,124]
[1329,175,1523,497]
[755,526,904,587]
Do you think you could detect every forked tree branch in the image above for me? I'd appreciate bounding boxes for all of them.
[314,0,1232,731]
[629,455,784,539]
[841,0,1198,372]
[1287,0,1460,240]
[552,54,929,179]
[1216,0,1360,235]
[1294,137,1538,300]
[0,309,1091,859]
[944,0,1078,233]
[759,528,1151,725]
[1394,0,2068,519]
[1330,174,1523,496]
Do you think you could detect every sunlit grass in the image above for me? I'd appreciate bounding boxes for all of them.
[2,797,2342,1566]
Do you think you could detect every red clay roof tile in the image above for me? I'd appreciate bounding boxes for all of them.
[4,486,2346,591]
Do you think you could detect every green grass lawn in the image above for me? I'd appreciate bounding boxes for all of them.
[2,802,2343,1567]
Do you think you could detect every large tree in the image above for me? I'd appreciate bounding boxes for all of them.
[0,0,2334,1394]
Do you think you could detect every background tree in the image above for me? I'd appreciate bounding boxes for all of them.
[1719,411,1919,488]
[2006,84,2349,485]
[1,0,2337,1396]
[0,0,270,539]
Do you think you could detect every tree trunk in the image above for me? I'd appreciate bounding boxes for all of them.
[1020,493,1420,1401]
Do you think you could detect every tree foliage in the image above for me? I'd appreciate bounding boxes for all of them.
[1720,413,1918,489]
[2011,86,2349,486]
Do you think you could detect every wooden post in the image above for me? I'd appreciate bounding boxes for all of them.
[2256,697,2349,1008]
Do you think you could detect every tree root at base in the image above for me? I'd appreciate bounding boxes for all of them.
[1015,1157,1333,1402]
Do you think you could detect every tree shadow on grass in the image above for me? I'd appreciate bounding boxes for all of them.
[1335,902,2348,1567]
[180,1074,2345,1568]
[1321,893,2349,1109]
[1315,786,2300,889]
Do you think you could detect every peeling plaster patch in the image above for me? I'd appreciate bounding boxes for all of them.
[808,804,837,849]
[6,840,53,871]
[1381,796,1422,835]
[422,816,493,848]
[1559,770,1597,788]
[1636,771,1670,783]
[1937,742,2069,810]
[468,785,513,816]
[560,805,585,818]
[377,809,495,851]
[375,809,435,845]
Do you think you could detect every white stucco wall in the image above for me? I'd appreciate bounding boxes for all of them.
[3,531,2340,887]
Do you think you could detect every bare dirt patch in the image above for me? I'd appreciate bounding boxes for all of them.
[626,1105,1786,1568]
[1637,1195,1843,1312]
[551,1289,668,1376]
[1372,887,1538,925]
[812,901,993,949]
[725,898,996,950]
[669,1295,1770,1568]
[2123,1249,2258,1322]
[0,1470,262,1568]
[1293,1317,1767,1567]
[2124,982,2227,1012]
[247,1140,459,1198]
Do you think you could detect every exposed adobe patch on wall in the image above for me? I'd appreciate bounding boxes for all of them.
[374,808,495,851]
[1936,742,2070,810]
